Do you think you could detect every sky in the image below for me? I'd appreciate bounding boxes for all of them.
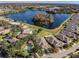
[0,1,79,4]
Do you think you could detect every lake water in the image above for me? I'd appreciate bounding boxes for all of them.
[5,10,70,29]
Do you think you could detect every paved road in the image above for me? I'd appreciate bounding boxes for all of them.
[43,43,79,58]
[42,14,79,58]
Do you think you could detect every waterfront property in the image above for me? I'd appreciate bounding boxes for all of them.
[0,3,79,58]
[44,35,64,47]
[56,33,71,44]
[35,37,50,49]
[16,25,32,39]
[0,27,11,34]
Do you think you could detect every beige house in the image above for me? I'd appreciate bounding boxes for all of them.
[0,27,11,34]
[36,37,50,49]
[45,35,64,47]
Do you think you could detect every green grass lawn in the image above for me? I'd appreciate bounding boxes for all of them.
[73,50,79,54]
[0,10,17,14]
[63,55,71,58]
[0,35,4,41]
[73,49,79,54]
[24,22,64,37]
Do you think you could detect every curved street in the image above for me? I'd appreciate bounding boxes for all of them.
[42,43,79,58]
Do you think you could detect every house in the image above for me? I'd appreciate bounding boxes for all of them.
[16,25,32,39]
[55,34,71,44]
[76,24,79,34]
[21,28,32,34]
[0,27,11,34]
[44,35,64,47]
[66,24,76,33]
[46,7,61,13]
[9,21,20,25]
[27,40,34,50]
[61,30,77,40]
[4,35,19,44]
[36,37,49,49]
[16,29,32,39]
[67,32,77,39]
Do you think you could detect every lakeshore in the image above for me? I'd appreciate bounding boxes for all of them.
[0,3,79,58]
[0,13,72,37]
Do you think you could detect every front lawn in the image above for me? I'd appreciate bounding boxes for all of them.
[0,35,4,41]
[23,22,64,37]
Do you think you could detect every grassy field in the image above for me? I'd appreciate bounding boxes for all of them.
[0,10,17,15]
[0,35,4,41]
[23,21,65,37]
[73,50,79,54]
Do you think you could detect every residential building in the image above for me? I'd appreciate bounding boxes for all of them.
[56,34,71,44]
[45,35,64,47]
[36,37,49,49]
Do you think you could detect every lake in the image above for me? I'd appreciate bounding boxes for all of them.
[4,10,70,29]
